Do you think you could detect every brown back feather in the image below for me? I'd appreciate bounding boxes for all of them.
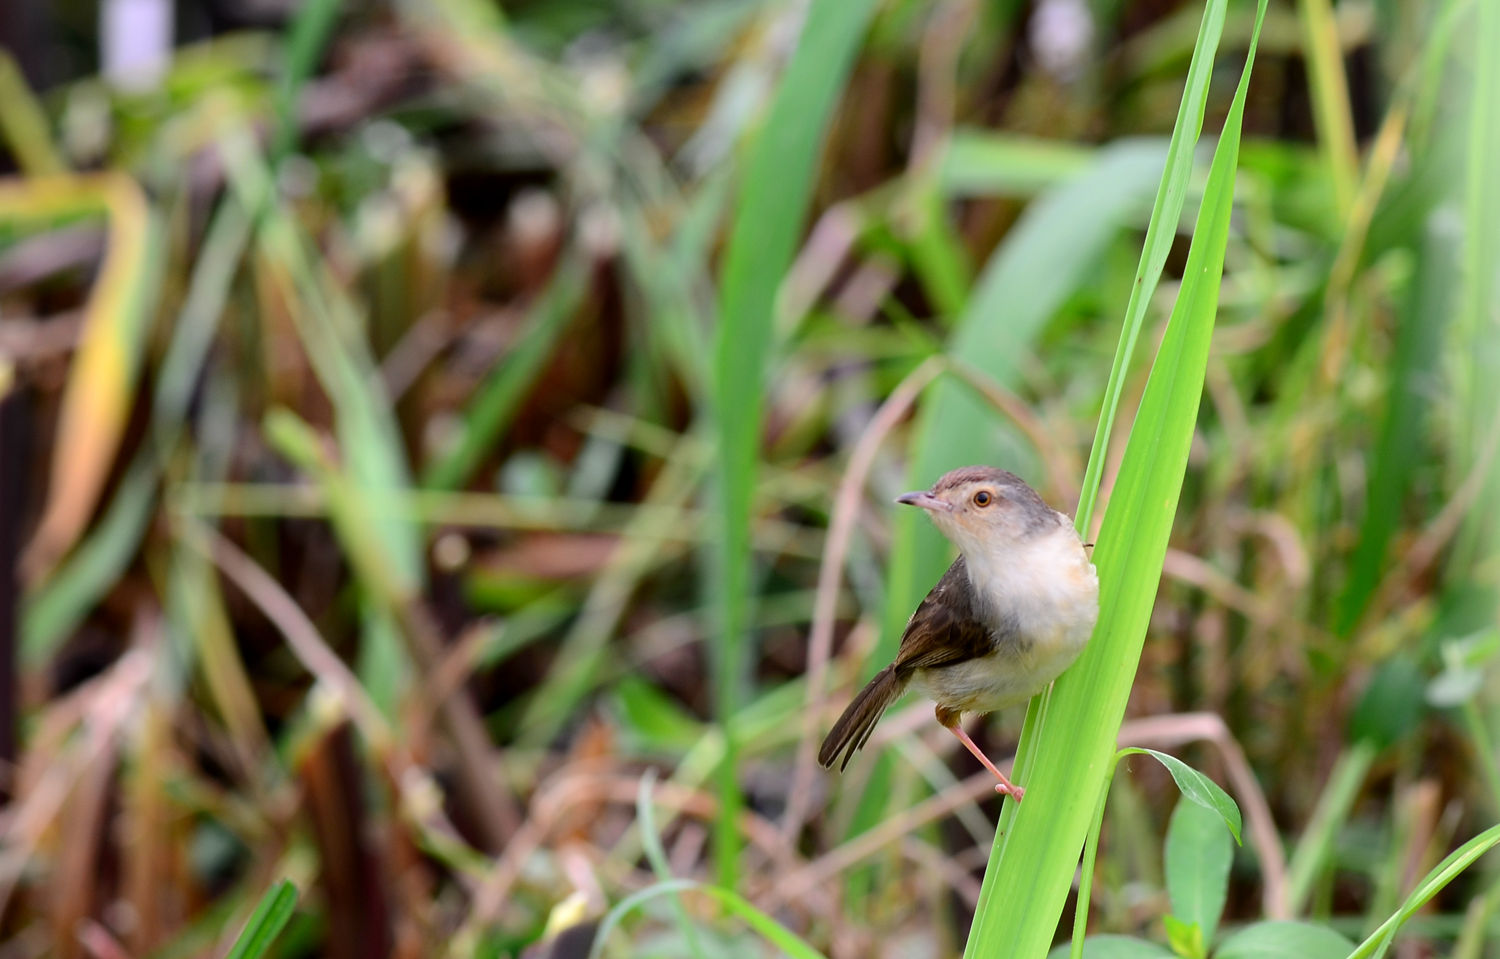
[820,558,1009,773]
[892,556,1005,669]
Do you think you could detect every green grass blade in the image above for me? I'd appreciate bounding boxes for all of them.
[1296,0,1358,217]
[22,201,249,660]
[422,254,588,490]
[516,436,706,748]
[1346,824,1500,959]
[221,125,424,710]
[636,770,707,959]
[21,458,157,660]
[271,0,341,160]
[0,52,65,175]
[221,127,424,594]
[708,0,878,885]
[1069,773,1115,959]
[1333,216,1456,634]
[587,879,826,959]
[1285,740,1376,914]
[1074,0,1228,536]
[962,1,1268,952]
[1165,799,1233,947]
[904,176,972,317]
[616,177,725,403]
[1452,0,1500,572]
[224,880,298,959]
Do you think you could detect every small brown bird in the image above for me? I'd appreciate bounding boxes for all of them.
[818,466,1099,800]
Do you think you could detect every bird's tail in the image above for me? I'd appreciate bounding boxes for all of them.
[818,666,907,772]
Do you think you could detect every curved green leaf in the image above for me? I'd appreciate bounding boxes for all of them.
[1122,747,1243,845]
[1165,798,1232,949]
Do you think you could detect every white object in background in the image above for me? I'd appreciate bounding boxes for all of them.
[101,0,173,92]
[1031,0,1094,80]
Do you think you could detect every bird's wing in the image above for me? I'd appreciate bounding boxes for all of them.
[892,557,997,672]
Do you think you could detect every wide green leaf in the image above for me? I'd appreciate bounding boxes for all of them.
[422,255,589,490]
[1164,798,1233,950]
[587,879,826,959]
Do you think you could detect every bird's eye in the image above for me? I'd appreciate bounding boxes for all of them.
[973,490,993,507]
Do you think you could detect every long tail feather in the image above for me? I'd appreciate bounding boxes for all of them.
[818,666,906,772]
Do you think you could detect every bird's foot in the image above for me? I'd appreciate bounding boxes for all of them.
[941,716,1025,801]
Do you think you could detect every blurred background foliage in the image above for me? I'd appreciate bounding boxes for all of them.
[0,0,1495,956]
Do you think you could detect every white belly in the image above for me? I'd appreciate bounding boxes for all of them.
[914,529,1098,715]
[909,620,1091,714]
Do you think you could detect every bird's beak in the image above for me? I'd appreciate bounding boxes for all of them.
[896,490,952,512]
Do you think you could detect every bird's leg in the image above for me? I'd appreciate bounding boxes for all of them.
[936,706,1023,801]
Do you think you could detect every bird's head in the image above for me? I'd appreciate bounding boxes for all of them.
[896,466,1059,556]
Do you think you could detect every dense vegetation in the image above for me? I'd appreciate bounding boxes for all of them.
[0,0,1495,956]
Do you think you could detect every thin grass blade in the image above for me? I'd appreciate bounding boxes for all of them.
[224,880,299,959]
[1075,0,1229,535]
[422,253,588,490]
[707,0,878,884]
[587,879,826,959]
[6,175,158,580]
[1346,824,1500,959]
[22,200,249,660]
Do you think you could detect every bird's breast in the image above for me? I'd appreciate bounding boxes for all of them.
[967,528,1098,649]
[918,529,1099,714]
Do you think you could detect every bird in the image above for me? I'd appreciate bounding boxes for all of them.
[818,466,1099,800]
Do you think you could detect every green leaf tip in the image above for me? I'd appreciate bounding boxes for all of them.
[1120,747,1243,845]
